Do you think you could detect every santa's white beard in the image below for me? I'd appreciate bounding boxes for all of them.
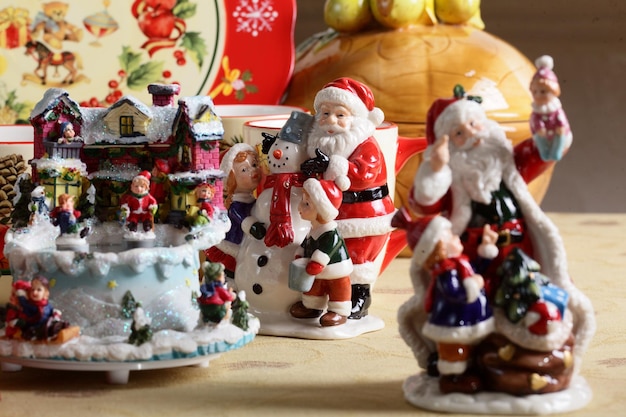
[449,121,513,205]
[307,116,375,158]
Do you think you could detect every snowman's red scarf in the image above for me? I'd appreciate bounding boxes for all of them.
[262,172,307,248]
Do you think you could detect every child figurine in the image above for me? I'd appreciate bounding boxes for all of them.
[190,182,215,227]
[4,280,31,339]
[29,185,49,224]
[120,171,158,234]
[529,55,572,161]
[392,209,498,392]
[12,276,79,343]
[58,121,82,144]
[206,143,261,278]
[289,178,353,327]
[50,193,82,235]
[197,262,235,324]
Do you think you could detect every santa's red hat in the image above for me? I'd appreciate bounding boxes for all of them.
[154,159,170,174]
[391,208,451,265]
[425,85,484,145]
[12,280,31,292]
[314,77,385,127]
[135,170,151,183]
[303,178,343,222]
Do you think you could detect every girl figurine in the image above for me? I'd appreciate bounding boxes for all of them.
[206,143,261,279]
[392,209,499,393]
[529,55,572,161]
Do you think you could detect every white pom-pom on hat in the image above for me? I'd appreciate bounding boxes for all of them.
[535,55,554,70]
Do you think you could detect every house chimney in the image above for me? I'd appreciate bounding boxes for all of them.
[147,83,181,107]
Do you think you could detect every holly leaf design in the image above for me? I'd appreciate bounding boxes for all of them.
[127,61,165,90]
[181,32,207,69]
[118,46,143,74]
[173,0,197,19]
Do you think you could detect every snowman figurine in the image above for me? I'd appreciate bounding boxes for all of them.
[235,112,313,335]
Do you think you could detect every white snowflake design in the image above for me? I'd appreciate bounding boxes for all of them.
[233,0,279,37]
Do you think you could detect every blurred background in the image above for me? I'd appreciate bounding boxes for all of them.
[293,0,626,213]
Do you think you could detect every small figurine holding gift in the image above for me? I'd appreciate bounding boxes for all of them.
[529,55,572,161]
[189,182,215,227]
[120,171,158,242]
[289,178,353,327]
[9,276,79,343]
[302,77,395,320]
[206,143,261,279]
[197,262,235,325]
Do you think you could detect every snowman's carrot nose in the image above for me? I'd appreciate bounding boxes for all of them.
[273,149,283,159]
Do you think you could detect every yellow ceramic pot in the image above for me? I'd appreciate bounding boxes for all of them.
[283,25,553,212]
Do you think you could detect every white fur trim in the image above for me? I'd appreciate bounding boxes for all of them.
[317,258,353,279]
[477,243,498,260]
[311,249,331,267]
[494,309,573,352]
[368,107,384,127]
[434,99,486,140]
[302,294,328,310]
[413,216,451,266]
[314,86,369,120]
[335,175,351,192]
[336,211,396,239]
[303,178,339,222]
[349,261,379,285]
[412,147,453,206]
[327,300,351,317]
[438,359,468,375]
[422,317,495,344]
[220,143,256,175]
[325,155,350,182]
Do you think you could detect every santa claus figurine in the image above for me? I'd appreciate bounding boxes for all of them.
[302,77,395,319]
[404,85,594,381]
[120,171,158,234]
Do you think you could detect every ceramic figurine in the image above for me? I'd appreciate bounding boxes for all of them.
[397,86,595,414]
[206,143,262,279]
[302,77,395,320]
[289,178,353,327]
[4,281,32,339]
[234,112,312,334]
[58,121,82,144]
[189,182,216,227]
[120,170,158,243]
[9,276,79,343]
[530,55,572,161]
[28,185,49,224]
[49,193,89,250]
[149,158,171,221]
[197,262,235,325]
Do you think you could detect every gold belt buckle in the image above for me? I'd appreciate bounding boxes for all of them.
[498,229,511,247]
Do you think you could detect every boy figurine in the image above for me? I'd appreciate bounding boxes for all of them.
[289,178,353,327]
[50,193,82,235]
[197,262,235,324]
[120,171,158,233]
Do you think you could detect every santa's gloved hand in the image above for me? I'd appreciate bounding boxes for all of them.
[250,222,266,240]
[300,148,329,177]
[305,261,325,276]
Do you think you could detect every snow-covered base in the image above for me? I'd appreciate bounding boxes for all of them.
[0,317,259,362]
[255,311,385,340]
[403,372,592,415]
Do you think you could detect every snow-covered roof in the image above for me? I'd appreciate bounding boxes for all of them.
[88,163,141,182]
[168,169,224,184]
[30,88,83,121]
[30,156,88,176]
[178,96,224,141]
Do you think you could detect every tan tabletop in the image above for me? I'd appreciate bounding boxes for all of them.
[0,213,623,417]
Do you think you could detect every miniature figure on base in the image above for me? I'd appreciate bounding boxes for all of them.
[197,262,235,325]
[289,178,353,327]
[189,182,216,227]
[302,77,395,320]
[529,55,571,161]
[120,170,158,246]
[28,185,49,224]
[49,193,89,250]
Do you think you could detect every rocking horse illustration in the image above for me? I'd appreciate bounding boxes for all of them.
[24,40,85,86]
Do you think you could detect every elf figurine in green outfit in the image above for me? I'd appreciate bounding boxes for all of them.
[289,178,353,327]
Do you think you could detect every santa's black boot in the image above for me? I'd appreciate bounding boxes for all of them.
[349,284,371,319]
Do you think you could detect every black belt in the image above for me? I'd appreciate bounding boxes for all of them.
[342,184,389,204]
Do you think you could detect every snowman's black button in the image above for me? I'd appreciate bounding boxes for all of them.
[252,283,263,294]
[257,255,268,267]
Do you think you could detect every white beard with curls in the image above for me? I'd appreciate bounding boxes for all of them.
[448,119,513,205]
[307,114,376,159]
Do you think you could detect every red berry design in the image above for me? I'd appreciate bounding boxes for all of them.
[89,97,100,107]
[176,57,186,66]
[162,70,172,78]
[108,80,119,89]
[118,70,126,78]
[173,50,184,59]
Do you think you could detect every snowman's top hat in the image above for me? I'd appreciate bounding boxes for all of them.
[279,111,314,144]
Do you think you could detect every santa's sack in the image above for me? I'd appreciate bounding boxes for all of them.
[289,258,315,292]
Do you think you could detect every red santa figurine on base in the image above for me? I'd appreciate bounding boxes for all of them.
[120,170,158,234]
[302,77,395,319]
